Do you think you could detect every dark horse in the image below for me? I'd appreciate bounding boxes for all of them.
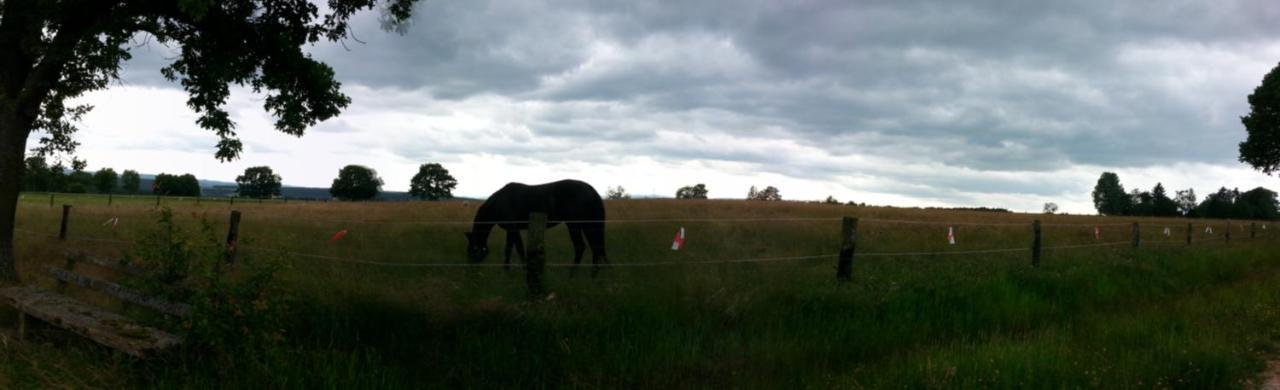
[465,179,607,274]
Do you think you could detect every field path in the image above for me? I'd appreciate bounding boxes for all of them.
[1263,359,1280,389]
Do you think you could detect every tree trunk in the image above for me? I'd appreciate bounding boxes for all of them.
[0,107,28,283]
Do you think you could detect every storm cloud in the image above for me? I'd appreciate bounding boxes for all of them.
[63,0,1280,212]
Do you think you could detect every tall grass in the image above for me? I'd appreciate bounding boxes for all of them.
[3,195,1279,388]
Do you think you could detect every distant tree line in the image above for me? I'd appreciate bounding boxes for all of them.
[20,156,142,195]
[1091,172,1278,220]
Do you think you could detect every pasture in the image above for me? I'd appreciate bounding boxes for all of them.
[3,194,1280,388]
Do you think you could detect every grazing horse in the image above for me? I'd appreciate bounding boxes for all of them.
[464,179,608,274]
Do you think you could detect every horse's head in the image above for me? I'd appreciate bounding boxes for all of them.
[464,231,489,262]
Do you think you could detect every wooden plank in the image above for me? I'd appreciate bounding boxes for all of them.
[43,265,191,318]
[0,286,181,358]
[63,250,146,276]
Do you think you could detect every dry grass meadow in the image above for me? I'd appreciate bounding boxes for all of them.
[3,193,1280,388]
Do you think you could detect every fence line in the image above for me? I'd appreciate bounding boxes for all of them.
[240,239,1191,269]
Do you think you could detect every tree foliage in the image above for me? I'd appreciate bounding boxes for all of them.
[153,173,201,197]
[1043,202,1059,214]
[93,168,118,194]
[329,165,382,201]
[408,163,457,200]
[1240,62,1280,175]
[606,186,630,200]
[1092,172,1129,216]
[236,166,282,199]
[121,170,141,194]
[675,184,708,199]
[747,185,782,201]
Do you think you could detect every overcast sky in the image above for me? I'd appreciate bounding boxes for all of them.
[34,0,1280,213]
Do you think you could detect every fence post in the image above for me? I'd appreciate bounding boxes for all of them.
[108,193,112,206]
[526,212,547,297]
[836,216,857,282]
[49,193,54,207]
[1186,223,1192,246]
[1131,222,1140,249]
[1251,222,1257,240]
[224,210,241,264]
[230,197,234,206]
[1032,220,1042,267]
[154,195,161,207]
[1226,220,1232,244]
[196,196,201,205]
[58,204,71,241]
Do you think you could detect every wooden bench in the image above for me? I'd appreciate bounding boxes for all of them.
[1,251,189,358]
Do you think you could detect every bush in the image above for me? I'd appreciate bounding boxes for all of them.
[125,208,289,361]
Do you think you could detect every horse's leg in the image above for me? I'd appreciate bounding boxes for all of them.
[568,225,586,277]
[585,225,608,277]
[512,230,526,263]
[504,229,519,271]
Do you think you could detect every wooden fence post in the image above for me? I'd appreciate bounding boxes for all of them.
[49,193,54,207]
[1131,222,1139,249]
[1186,223,1192,246]
[1250,222,1256,240]
[108,193,112,206]
[59,204,71,241]
[1032,220,1042,267]
[229,197,234,206]
[224,210,241,264]
[526,212,547,297]
[154,195,161,207]
[1226,220,1232,244]
[837,217,857,282]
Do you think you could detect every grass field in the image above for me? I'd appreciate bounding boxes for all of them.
[3,193,1280,388]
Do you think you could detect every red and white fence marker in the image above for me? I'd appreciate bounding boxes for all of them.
[1204,226,1213,234]
[947,226,956,245]
[101,217,119,229]
[671,227,686,250]
[1094,226,1100,240]
[330,229,349,243]
[1163,227,1171,237]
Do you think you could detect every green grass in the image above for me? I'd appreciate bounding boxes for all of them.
[3,193,1280,388]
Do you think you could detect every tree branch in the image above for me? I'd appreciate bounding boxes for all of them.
[14,1,121,123]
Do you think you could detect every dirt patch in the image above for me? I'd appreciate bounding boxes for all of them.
[1262,360,1280,390]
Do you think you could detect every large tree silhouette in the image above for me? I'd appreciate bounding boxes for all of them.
[0,1,420,282]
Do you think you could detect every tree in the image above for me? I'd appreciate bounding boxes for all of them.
[120,170,141,194]
[606,186,630,200]
[675,184,709,199]
[748,186,782,201]
[178,174,201,197]
[1195,187,1235,219]
[153,173,200,196]
[1091,172,1130,216]
[823,195,839,204]
[20,156,51,192]
[1175,188,1197,216]
[1238,187,1280,220]
[330,165,383,201]
[65,159,92,194]
[1043,202,1059,214]
[1239,62,1280,175]
[92,168,118,194]
[236,166,282,199]
[408,163,457,200]
[0,1,420,281]
[1150,183,1179,217]
[1128,189,1153,216]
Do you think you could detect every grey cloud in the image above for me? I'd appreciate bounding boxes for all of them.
[105,0,1280,205]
